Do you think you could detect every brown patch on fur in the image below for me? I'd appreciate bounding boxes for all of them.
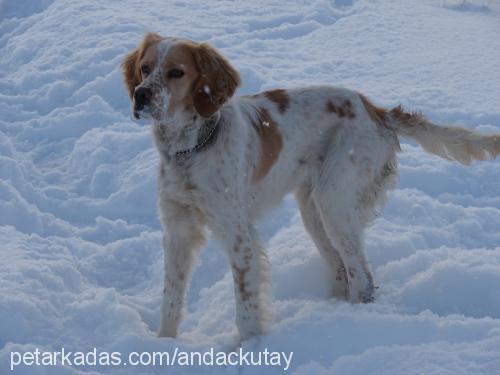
[389,105,413,123]
[232,264,252,301]
[188,43,241,117]
[160,42,201,113]
[263,89,290,114]
[326,99,356,119]
[251,108,283,183]
[359,94,391,128]
[121,32,163,98]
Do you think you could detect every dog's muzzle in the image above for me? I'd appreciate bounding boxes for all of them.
[133,87,152,119]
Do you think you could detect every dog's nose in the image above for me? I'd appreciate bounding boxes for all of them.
[134,87,152,108]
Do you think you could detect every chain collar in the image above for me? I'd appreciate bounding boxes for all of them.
[175,112,221,158]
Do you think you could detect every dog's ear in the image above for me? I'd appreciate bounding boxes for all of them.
[121,33,163,99]
[192,43,241,118]
[121,48,141,99]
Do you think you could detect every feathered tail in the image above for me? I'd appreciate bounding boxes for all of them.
[388,106,500,165]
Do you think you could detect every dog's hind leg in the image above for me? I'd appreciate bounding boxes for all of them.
[295,184,349,299]
[312,185,375,303]
[309,130,384,303]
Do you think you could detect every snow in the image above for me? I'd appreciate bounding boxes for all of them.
[1,0,500,373]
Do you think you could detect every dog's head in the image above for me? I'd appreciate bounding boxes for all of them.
[121,33,240,121]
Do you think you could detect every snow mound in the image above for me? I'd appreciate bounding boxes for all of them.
[1,0,500,373]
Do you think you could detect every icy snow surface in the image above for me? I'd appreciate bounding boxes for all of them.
[1,0,500,373]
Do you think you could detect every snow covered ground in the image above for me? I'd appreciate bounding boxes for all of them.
[1,0,499,373]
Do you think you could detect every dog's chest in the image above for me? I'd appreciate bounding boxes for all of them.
[158,160,204,205]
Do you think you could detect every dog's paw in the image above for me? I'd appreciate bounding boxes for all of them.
[158,327,177,338]
[357,284,378,303]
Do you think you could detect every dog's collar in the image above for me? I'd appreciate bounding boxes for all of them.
[175,112,221,158]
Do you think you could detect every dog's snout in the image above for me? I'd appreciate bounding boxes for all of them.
[134,87,152,108]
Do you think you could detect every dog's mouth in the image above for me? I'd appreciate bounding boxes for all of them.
[133,104,152,120]
[133,109,142,119]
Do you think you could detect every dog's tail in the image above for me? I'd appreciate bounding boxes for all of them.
[390,107,500,164]
[364,97,500,164]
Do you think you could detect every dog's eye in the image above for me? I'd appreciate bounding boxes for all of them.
[141,65,150,76]
[167,69,185,79]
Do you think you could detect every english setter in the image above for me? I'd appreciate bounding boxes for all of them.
[122,33,500,340]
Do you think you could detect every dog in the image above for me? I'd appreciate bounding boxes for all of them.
[121,33,500,341]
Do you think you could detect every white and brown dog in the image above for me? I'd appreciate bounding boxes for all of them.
[122,33,500,341]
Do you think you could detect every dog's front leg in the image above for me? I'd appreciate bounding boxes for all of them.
[219,222,271,341]
[158,199,206,338]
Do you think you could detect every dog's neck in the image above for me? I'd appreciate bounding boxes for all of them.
[153,110,221,163]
